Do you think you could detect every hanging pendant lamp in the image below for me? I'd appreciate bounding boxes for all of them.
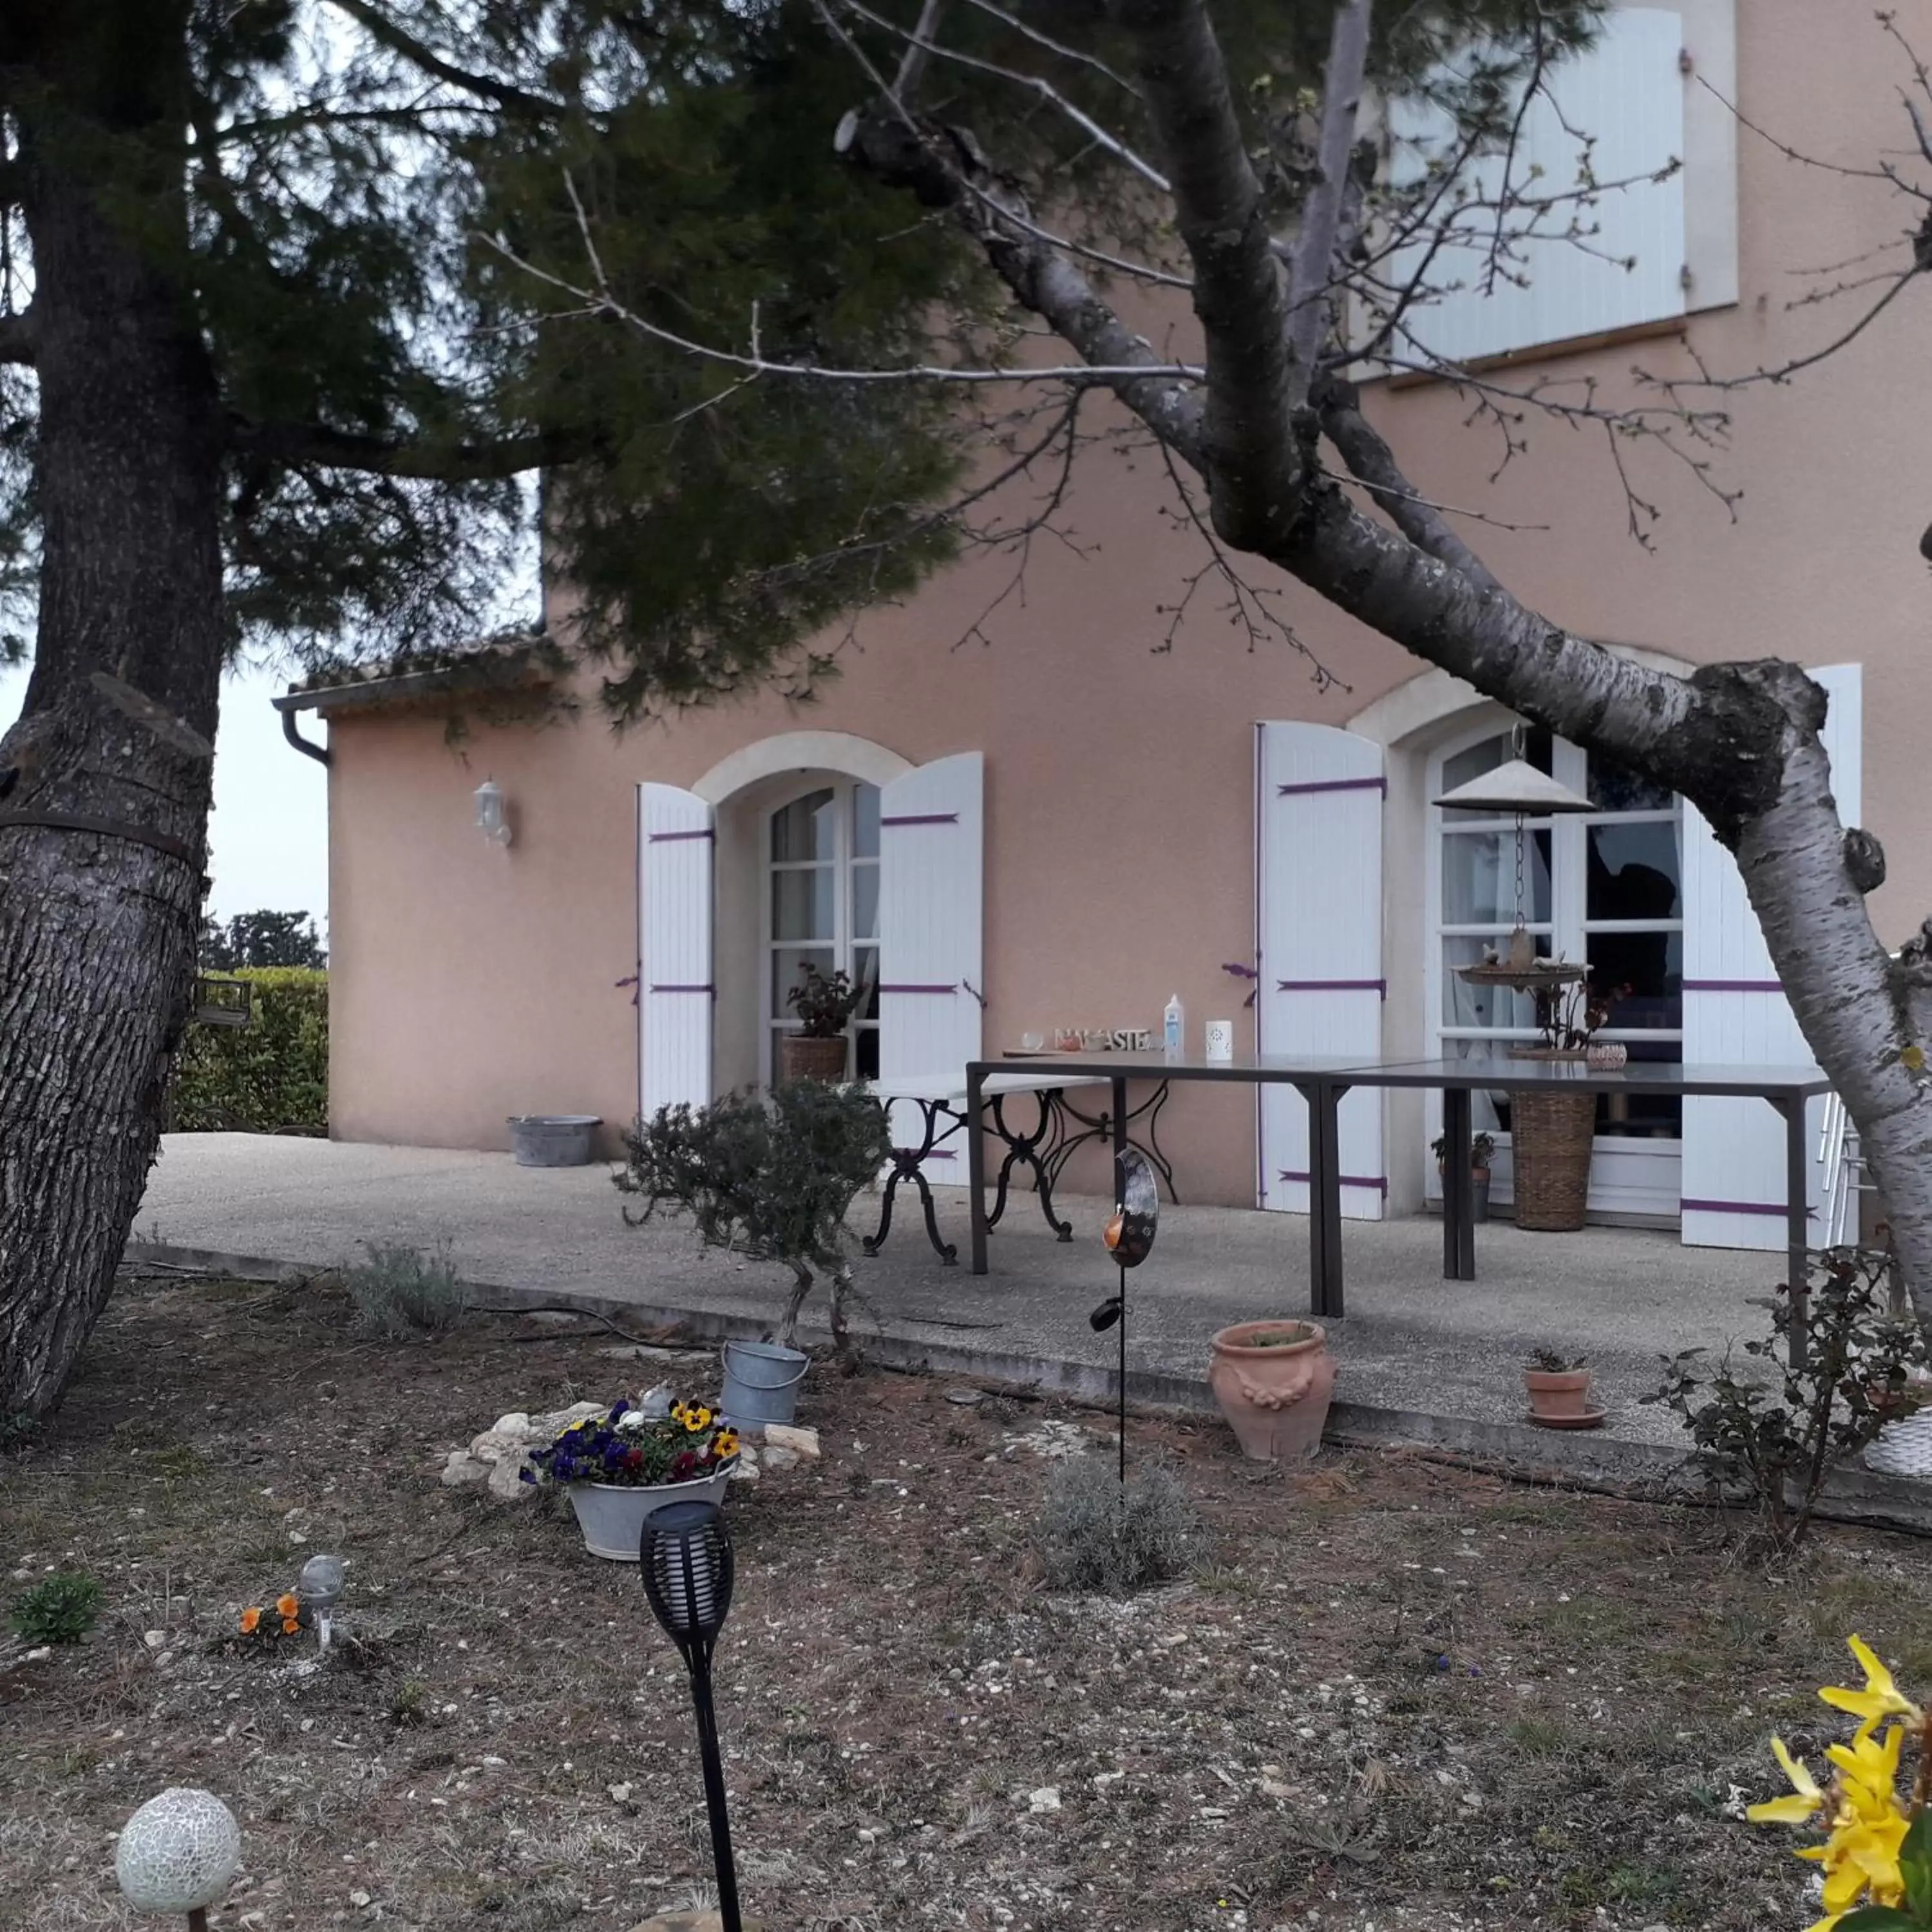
[1432,757,1595,816]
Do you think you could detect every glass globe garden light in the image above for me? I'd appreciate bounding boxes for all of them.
[1094,1147,1161,1482]
[473,777,512,847]
[297,1552,345,1652]
[641,1501,742,1932]
[116,1786,241,1929]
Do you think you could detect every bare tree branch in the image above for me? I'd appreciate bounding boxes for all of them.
[1285,0,1372,386]
[892,0,947,104]
[954,0,1142,97]
[323,0,567,119]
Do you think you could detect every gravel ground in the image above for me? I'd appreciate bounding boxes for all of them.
[5,1269,1929,1932]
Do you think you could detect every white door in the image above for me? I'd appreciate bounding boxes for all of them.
[1681,663,1861,1250]
[1255,722,1386,1218]
[637,784,714,1118]
[878,753,985,1164]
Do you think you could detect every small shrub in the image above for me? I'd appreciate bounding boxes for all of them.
[390,1678,429,1727]
[10,1571,103,1645]
[344,1241,469,1339]
[1244,1325,1316,1349]
[1527,1348,1586,1374]
[1647,1245,1929,1554]
[0,1411,42,1451]
[1032,1454,1204,1595]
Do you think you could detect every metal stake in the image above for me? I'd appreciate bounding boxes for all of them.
[678,1537,742,1932]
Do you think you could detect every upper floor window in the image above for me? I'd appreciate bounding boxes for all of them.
[1372,1,1737,370]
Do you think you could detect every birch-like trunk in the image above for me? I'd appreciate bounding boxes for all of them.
[0,117,225,1418]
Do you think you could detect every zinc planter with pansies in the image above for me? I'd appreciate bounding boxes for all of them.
[522,1397,741,1562]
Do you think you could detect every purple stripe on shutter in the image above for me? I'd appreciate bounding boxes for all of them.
[1276,777,1387,798]
[880,812,959,827]
[1280,1170,1389,1193]
[879,983,958,995]
[1276,978,1387,997]
[648,827,715,843]
[1683,978,1783,993]
[649,983,715,994]
[1680,1197,1815,1218]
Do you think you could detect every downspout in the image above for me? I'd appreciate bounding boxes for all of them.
[281,705,330,767]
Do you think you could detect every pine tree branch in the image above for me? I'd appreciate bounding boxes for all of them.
[0,308,32,366]
[323,0,566,119]
[226,418,600,481]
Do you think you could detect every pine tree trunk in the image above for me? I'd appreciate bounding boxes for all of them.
[0,120,226,1418]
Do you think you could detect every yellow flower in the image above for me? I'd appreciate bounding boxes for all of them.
[683,1404,712,1432]
[669,1401,688,1423]
[1820,1635,1922,1736]
[1748,1735,1827,1826]
[714,1428,740,1459]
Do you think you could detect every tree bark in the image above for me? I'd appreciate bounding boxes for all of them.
[0,110,226,1417]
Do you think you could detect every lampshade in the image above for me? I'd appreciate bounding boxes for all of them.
[1433,757,1594,815]
[641,1500,735,1651]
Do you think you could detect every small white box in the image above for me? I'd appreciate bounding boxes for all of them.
[1204,1019,1235,1062]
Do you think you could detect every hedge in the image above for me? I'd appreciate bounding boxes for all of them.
[168,967,329,1133]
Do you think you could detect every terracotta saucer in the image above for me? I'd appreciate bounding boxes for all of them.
[1526,1408,1607,1430]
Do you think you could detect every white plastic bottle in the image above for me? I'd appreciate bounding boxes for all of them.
[1163,993,1185,1059]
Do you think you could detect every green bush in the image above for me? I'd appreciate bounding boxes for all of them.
[169,967,328,1132]
[10,1571,103,1645]
[345,1242,470,1339]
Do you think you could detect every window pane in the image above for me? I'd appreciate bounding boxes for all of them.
[1595,1088,1682,1138]
[852,784,881,860]
[1587,821,1680,920]
[851,944,880,1021]
[1443,828,1551,925]
[1441,726,1552,794]
[1591,932,1682,1029]
[855,1027,880,1081]
[852,862,879,941]
[772,946,835,1018]
[772,866,834,943]
[1443,936,1549,1028]
[771,788,837,863]
[1587,753,1673,813]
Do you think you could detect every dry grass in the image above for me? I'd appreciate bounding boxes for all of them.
[3,1272,1929,1931]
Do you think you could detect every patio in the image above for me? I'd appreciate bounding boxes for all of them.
[133,1133,1787,1456]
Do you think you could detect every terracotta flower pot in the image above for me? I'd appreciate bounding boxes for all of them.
[779,1034,849,1082]
[1523,1367,1593,1423]
[1208,1320,1336,1463]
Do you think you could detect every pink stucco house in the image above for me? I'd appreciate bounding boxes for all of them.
[279,1,1920,1255]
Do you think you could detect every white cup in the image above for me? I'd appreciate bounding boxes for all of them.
[1204,1019,1235,1062]
[1020,1031,1045,1052]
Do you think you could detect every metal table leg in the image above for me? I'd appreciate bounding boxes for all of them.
[1777,1094,1810,1367]
[1297,1079,1345,1321]
[1443,1085,1476,1282]
[862,1097,958,1265]
[967,1065,990,1274]
[985,1091,1074,1241]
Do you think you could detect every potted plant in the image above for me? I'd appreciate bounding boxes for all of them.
[618,1081,891,1405]
[1510,982,1612,1233]
[522,1397,741,1560]
[1431,1130,1495,1224]
[781,963,867,1081]
[1523,1348,1602,1428]
[1207,1320,1337,1462]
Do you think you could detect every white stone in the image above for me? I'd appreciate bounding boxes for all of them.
[489,1412,531,1438]
[115,1788,242,1913]
[763,1445,800,1473]
[762,1424,820,1459]
[728,1459,761,1484]
[1027,1786,1061,1814]
[608,1783,633,1804]
[466,1430,526,1467]
[349,1890,372,1909]
[440,1452,489,1488]
[143,1629,166,1649]
[528,1401,606,1439]
[487,1454,536,1502]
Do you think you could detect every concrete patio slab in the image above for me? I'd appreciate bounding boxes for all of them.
[135,1133,1786,1456]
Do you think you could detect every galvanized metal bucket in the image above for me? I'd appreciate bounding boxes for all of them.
[719,1339,810,1430]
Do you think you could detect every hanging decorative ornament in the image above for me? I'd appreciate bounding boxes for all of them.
[1434,724,1594,1002]
[1093,1149,1160,1484]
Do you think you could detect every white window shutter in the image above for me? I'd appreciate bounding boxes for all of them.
[1255,723,1385,1219]
[878,754,984,1160]
[1387,8,1687,366]
[637,783,714,1119]
[1681,664,1860,1250]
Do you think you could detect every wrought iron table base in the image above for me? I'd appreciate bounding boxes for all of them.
[1042,1080,1177,1204]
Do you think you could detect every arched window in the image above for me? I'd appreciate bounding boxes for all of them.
[1428,721,1684,1173]
[763,781,881,1081]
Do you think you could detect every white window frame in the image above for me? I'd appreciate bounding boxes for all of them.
[1424,721,1685,1217]
[760,780,880,1086]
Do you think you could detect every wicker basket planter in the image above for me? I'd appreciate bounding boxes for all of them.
[1510,1090,1596,1231]
[779,1034,849,1082]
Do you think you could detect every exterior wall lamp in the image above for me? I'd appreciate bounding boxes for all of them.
[473,777,513,848]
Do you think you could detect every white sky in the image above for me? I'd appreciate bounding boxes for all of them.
[0,658,330,936]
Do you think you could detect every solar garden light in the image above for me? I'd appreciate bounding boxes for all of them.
[297,1552,345,1653]
[116,1786,242,1932]
[1095,1146,1160,1484]
[640,1499,742,1932]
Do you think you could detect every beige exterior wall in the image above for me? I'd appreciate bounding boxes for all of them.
[321,1,1932,1206]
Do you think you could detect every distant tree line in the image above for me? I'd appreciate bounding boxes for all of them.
[198,910,327,972]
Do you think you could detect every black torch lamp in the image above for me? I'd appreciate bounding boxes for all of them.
[1093,1146,1160,1484]
[639,1500,742,1932]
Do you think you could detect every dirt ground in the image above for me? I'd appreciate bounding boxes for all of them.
[5,1271,1929,1932]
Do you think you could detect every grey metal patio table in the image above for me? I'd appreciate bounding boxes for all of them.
[966,1052,1833,1340]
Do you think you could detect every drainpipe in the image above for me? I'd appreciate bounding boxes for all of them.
[279,705,330,768]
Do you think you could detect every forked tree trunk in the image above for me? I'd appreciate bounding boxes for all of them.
[0,126,226,1418]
